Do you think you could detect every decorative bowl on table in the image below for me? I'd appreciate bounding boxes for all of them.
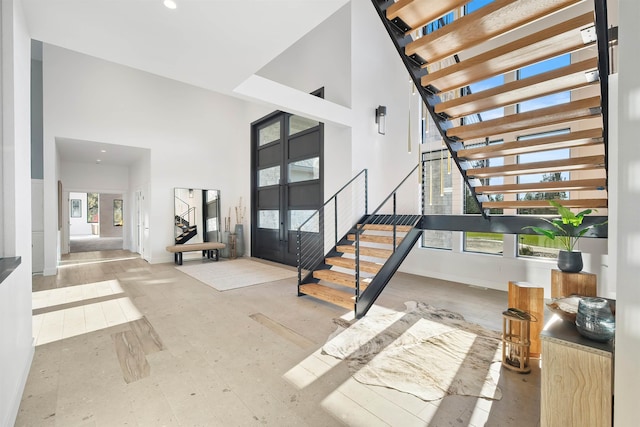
[575,297,616,342]
[546,295,582,322]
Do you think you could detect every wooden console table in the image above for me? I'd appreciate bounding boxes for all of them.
[540,320,613,427]
[551,269,597,298]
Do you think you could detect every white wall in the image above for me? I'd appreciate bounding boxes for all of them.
[614,0,640,422]
[0,0,34,425]
[42,45,252,269]
[250,3,353,198]
[350,0,419,207]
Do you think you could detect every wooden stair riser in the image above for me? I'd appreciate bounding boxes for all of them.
[406,0,582,65]
[421,13,596,93]
[475,178,607,195]
[312,269,370,290]
[483,198,607,209]
[299,284,354,310]
[447,96,601,141]
[467,154,605,178]
[358,224,413,232]
[457,128,603,160]
[325,257,382,274]
[347,234,403,245]
[386,0,468,34]
[436,57,599,119]
[336,245,393,260]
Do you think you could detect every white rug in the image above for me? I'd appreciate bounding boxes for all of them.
[176,259,297,291]
[323,302,503,402]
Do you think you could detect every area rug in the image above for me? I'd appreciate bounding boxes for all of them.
[323,301,503,402]
[176,259,297,291]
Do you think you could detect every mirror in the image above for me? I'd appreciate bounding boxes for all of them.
[174,188,221,244]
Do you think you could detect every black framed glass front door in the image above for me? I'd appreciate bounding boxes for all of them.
[251,112,323,266]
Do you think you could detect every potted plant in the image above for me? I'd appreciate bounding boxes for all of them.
[522,200,608,273]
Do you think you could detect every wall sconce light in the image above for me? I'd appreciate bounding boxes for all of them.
[188,189,194,198]
[375,105,387,135]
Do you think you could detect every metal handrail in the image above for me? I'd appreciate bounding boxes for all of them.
[297,169,368,232]
[354,163,421,295]
[296,169,368,290]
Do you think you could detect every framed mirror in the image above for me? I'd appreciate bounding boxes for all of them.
[174,188,220,244]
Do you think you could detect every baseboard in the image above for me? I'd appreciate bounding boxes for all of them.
[2,341,35,427]
[42,267,57,276]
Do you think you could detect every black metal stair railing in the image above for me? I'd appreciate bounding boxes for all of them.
[353,163,423,318]
[296,169,368,294]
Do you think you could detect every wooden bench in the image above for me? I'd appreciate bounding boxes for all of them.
[166,242,226,265]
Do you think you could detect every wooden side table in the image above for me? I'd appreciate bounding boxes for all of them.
[508,281,544,358]
[551,269,597,298]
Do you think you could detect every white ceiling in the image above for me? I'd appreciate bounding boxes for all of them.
[23,0,349,95]
[56,137,149,166]
[23,0,350,166]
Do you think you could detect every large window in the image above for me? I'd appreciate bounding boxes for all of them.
[422,150,452,250]
[515,55,572,258]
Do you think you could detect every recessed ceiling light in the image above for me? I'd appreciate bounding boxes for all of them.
[164,0,177,9]
[96,159,101,163]
[100,149,106,153]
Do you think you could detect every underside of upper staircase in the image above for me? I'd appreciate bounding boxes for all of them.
[373,0,613,215]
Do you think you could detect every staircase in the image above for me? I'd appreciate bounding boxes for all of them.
[373,0,613,215]
[297,166,422,318]
[175,215,197,244]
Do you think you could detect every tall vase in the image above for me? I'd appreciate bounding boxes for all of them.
[220,231,230,258]
[235,224,245,257]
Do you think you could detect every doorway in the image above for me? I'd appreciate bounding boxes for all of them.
[251,112,323,266]
[68,192,124,252]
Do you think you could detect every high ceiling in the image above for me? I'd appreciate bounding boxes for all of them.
[23,0,350,165]
[23,0,349,95]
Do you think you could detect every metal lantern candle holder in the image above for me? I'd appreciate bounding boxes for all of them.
[502,308,533,374]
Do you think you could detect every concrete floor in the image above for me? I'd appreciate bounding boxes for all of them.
[17,250,541,426]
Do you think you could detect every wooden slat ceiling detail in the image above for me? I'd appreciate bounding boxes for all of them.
[474,178,607,194]
[421,12,595,92]
[482,199,608,209]
[457,128,603,160]
[406,0,582,65]
[436,57,599,119]
[386,0,468,33]
[447,96,601,141]
[467,155,605,178]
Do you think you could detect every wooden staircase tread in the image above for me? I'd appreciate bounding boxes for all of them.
[458,128,603,160]
[313,269,371,289]
[346,234,403,245]
[358,224,414,232]
[325,257,383,274]
[406,0,581,65]
[467,155,606,178]
[482,199,608,209]
[386,0,468,33]
[336,245,393,259]
[421,12,595,93]
[299,284,354,310]
[436,57,599,119]
[447,96,601,141]
[475,178,608,194]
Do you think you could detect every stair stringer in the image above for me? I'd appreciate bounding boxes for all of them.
[354,227,422,319]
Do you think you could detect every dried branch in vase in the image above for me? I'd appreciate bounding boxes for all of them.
[235,197,246,226]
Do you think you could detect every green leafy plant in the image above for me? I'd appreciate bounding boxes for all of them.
[522,200,608,252]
